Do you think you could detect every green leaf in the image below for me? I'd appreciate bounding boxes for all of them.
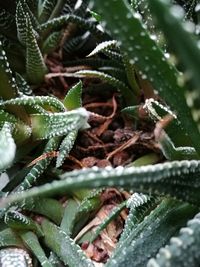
[63,34,87,54]
[88,9,102,22]
[121,105,140,119]
[87,40,118,57]
[38,14,103,38]
[0,95,66,112]
[91,200,127,243]
[149,0,200,93]
[41,219,94,267]
[0,42,18,100]
[25,198,64,225]
[4,210,43,237]
[148,212,200,267]
[56,130,78,168]
[71,189,102,236]
[0,110,31,144]
[26,0,38,16]
[72,70,136,105]
[60,199,79,236]
[122,53,140,96]
[0,228,23,248]
[4,160,200,207]
[48,0,66,20]
[0,123,16,172]
[63,81,82,110]
[107,199,197,267]
[38,0,57,23]
[16,1,28,45]
[15,73,32,96]
[128,153,160,167]
[119,194,159,243]
[157,132,198,161]
[0,42,28,121]
[0,36,25,73]
[42,30,62,54]
[64,58,123,69]
[17,137,61,192]
[26,16,48,84]
[31,108,89,140]
[21,231,53,267]
[93,0,200,155]
[21,0,39,29]
[103,49,122,61]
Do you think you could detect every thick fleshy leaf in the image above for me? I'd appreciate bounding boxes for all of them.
[56,130,78,168]
[4,210,43,237]
[106,199,197,267]
[41,219,94,267]
[93,0,200,155]
[26,17,47,84]
[21,231,53,267]
[63,81,82,110]
[3,160,200,207]
[0,228,23,248]
[148,212,200,267]
[0,123,16,172]
[31,108,89,140]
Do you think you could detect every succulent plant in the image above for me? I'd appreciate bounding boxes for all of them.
[0,0,200,266]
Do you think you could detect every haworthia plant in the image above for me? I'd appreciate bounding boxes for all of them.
[16,136,61,192]
[4,210,43,237]
[42,30,62,54]
[0,41,28,121]
[41,219,94,267]
[107,198,197,267]
[38,14,102,38]
[16,1,28,45]
[38,0,57,23]
[93,0,200,155]
[0,123,16,172]
[0,228,23,248]
[83,40,141,97]
[148,212,200,267]
[87,40,118,57]
[24,197,64,225]
[56,130,78,168]
[149,0,200,93]
[91,200,127,242]
[72,70,136,105]
[26,17,48,84]
[23,198,64,225]
[31,107,89,139]
[0,96,66,112]
[60,199,79,236]
[0,0,200,266]
[63,81,82,110]
[2,160,200,207]
[21,231,53,267]
[119,193,160,242]
[0,247,32,267]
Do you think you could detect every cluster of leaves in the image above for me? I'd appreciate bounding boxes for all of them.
[0,0,200,266]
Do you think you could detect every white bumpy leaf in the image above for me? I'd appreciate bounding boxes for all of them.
[0,123,16,172]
